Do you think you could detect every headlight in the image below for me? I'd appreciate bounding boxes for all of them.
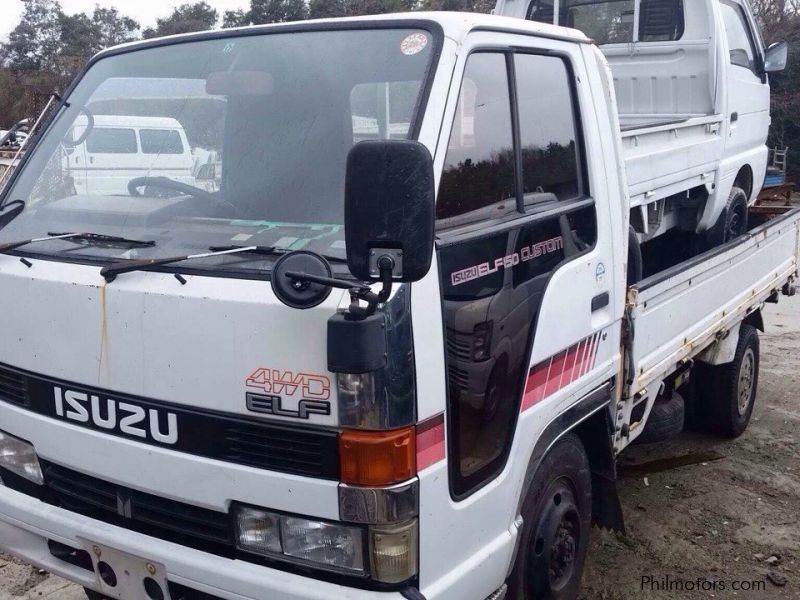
[0,430,43,485]
[235,506,364,574]
[472,321,493,361]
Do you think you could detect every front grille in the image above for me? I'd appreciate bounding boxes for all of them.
[0,362,340,480]
[0,365,27,406]
[447,364,470,391]
[224,424,339,479]
[446,329,472,360]
[43,462,233,555]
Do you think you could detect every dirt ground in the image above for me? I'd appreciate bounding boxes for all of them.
[1,298,799,600]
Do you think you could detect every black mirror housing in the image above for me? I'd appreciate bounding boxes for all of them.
[345,140,436,283]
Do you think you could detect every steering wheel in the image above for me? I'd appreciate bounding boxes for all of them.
[127,176,238,215]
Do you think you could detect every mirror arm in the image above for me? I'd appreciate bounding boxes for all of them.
[285,256,395,319]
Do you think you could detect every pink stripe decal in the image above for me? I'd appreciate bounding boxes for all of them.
[416,415,445,471]
[521,332,602,413]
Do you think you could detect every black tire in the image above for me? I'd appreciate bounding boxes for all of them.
[704,186,749,248]
[507,434,592,600]
[696,324,760,438]
[635,392,685,444]
[627,225,643,285]
[84,589,112,600]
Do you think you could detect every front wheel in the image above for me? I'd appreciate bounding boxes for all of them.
[507,434,592,600]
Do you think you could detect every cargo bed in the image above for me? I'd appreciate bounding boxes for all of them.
[620,208,800,445]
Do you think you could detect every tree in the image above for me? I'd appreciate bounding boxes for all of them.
[222,9,251,28]
[249,0,308,24]
[1,0,64,72]
[92,7,140,49]
[142,2,218,38]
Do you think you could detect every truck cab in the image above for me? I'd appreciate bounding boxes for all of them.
[0,12,794,600]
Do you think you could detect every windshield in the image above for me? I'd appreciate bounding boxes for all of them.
[0,25,438,276]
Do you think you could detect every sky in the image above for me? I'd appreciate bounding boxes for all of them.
[0,0,250,42]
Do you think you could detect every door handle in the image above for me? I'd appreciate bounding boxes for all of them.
[591,292,609,312]
[731,112,739,123]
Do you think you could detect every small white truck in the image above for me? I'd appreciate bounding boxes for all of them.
[0,11,794,600]
[495,0,788,251]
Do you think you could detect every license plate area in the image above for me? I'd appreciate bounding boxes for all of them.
[79,539,171,600]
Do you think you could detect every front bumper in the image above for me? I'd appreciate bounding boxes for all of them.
[0,484,406,600]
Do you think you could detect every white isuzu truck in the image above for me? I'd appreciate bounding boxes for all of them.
[0,9,793,600]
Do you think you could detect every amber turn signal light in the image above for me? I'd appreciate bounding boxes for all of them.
[339,427,416,486]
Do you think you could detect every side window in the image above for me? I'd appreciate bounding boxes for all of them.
[526,0,556,22]
[140,129,184,154]
[562,0,636,45]
[515,54,581,204]
[86,128,137,154]
[639,0,684,42]
[526,0,684,43]
[720,1,758,72]
[436,53,516,225]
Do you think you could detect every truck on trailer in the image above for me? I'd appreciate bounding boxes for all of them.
[494,0,789,255]
[0,10,793,600]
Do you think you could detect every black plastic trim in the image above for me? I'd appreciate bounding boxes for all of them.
[0,362,340,479]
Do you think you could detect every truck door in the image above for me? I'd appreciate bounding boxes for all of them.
[435,42,617,500]
[419,36,621,595]
[719,0,770,161]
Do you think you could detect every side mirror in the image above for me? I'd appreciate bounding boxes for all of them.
[344,140,436,283]
[764,41,788,73]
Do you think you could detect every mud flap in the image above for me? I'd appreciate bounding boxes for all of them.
[576,407,625,533]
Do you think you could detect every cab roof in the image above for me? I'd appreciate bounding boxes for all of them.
[94,12,590,61]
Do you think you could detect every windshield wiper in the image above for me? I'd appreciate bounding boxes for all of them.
[0,232,156,253]
[210,244,349,263]
[48,232,156,248]
[101,244,349,283]
[101,245,277,282]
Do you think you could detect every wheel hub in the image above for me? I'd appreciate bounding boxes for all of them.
[737,347,755,415]
[549,517,577,584]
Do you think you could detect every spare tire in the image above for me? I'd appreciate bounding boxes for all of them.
[636,391,685,444]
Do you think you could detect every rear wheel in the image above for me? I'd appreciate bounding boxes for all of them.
[696,324,760,438]
[507,434,591,599]
[704,186,749,248]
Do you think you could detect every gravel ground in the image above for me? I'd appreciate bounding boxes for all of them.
[1,298,799,600]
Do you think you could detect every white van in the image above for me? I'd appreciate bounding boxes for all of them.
[66,115,194,196]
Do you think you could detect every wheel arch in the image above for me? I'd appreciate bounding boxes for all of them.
[515,382,623,531]
[734,164,755,202]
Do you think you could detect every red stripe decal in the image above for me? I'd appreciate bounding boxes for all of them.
[521,332,602,413]
[416,414,445,471]
[521,360,550,410]
[590,333,601,370]
[544,350,568,397]
[561,343,580,388]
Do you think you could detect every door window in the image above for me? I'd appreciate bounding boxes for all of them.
[515,53,582,205]
[436,53,516,225]
[720,1,759,72]
[86,128,137,154]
